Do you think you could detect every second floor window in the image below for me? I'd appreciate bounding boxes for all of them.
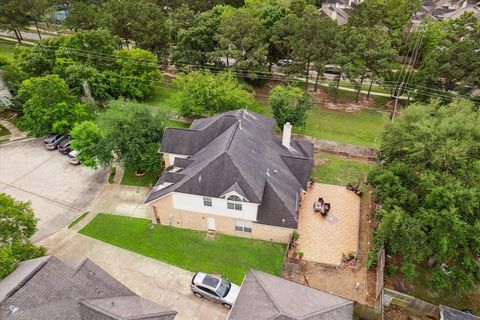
[203,197,212,207]
[227,195,242,211]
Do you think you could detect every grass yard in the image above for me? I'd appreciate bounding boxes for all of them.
[0,40,17,60]
[121,166,160,187]
[0,124,11,137]
[146,83,179,113]
[149,81,389,148]
[311,152,374,186]
[80,214,286,284]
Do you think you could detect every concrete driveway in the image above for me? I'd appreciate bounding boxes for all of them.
[0,139,108,241]
[39,230,229,320]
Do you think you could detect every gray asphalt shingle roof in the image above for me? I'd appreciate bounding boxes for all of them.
[440,305,480,320]
[0,256,176,320]
[146,109,314,229]
[227,270,354,320]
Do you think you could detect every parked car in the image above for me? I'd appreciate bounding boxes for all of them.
[324,66,341,75]
[43,134,68,150]
[58,136,73,154]
[190,272,240,309]
[66,150,81,165]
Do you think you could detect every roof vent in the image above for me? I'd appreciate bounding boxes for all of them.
[239,121,242,130]
[87,270,96,279]
[95,288,103,296]
[198,175,202,183]
[266,168,270,177]
[273,169,278,174]
[9,305,19,314]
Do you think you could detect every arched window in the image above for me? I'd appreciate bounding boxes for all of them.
[227,195,242,211]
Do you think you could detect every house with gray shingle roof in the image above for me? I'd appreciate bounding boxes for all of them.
[0,256,177,320]
[144,109,314,243]
[227,269,354,320]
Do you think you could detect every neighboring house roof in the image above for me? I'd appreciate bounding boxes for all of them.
[440,305,480,320]
[146,109,314,229]
[0,256,176,320]
[227,269,354,320]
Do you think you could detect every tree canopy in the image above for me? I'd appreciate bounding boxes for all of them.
[17,74,88,136]
[0,193,46,279]
[174,71,255,118]
[71,99,165,174]
[269,85,312,128]
[369,99,480,294]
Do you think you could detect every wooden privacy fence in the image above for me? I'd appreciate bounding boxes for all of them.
[383,288,439,319]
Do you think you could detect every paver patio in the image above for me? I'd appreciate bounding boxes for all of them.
[296,183,360,265]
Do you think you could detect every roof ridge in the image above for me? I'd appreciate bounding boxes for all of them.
[250,270,282,317]
[225,121,240,151]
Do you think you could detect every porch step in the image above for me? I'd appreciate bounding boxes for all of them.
[206,229,216,240]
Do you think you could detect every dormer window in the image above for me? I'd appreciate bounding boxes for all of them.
[227,195,242,211]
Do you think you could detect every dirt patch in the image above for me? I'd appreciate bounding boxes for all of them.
[384,305,431,320]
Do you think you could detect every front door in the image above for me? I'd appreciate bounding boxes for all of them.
[207,217,216,231]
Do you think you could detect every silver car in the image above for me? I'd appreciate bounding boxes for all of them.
[190,272,240,309]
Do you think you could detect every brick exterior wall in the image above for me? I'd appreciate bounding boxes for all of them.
[149,194,292,244]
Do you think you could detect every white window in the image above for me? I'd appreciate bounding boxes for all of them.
[227,195,242,211]
[235,220,252,232]
[203,196,212,207]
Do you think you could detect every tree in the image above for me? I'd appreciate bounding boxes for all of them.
[17,75,88,136]
[75,99,165,174]
[174,70,254,118]
[109,48,161,100]
[418,13,480,94]
[215,7,268,79]
[129,1,169,60]
[64,2,99,31]
[98,0,137,45]
[170,7,224,67]
[56,29,120,71]
[27,0,52,40]
[349,0,421,47]
[369,99,480,294]
[166,4,195,45]
[0,193,46,279]
[0,0,31,43]
[70,120,105,168]
[269,85,312,128]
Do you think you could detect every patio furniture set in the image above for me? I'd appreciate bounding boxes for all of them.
[313,197,331,216]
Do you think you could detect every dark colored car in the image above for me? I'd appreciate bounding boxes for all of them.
[324,66,341,75]
[58,136,73,154]
[43,134,68,150]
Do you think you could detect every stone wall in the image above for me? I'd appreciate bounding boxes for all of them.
[150,194,292,243]
[383,288,439,319]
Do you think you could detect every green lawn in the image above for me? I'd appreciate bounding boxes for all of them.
[149,81,389,148]
[0,124,10,137]
[0,40,17,60]
[311,152,374,186]
[146,83,179,113]
[80,214,286,284]
[252,100,388,148]
[121,166,160,187]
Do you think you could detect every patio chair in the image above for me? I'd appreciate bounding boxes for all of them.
[318,197,324,205]
[323,203,331,214]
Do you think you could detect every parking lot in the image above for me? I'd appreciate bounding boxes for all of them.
[0,138,108,241]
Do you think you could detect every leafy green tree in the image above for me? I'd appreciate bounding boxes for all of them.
[60,63,111,101]
[166,4,195,44]
[369,99,480,294]
[94,99,165,173]
[64,2,99,31]
[349,0,421,46]
[17,74,88,136]
[109,48,161,100]
[0,0,31,43]
[56,29,120,71]
[129,1,169,60]
[269,85,312,128]
[98,0,137,45]
[418,13,480,94]
[174,70,254,118]
[215,7,268,79]
[70,120,105,168]
[13,36,67,78]
[170,7,224,67]
[0,193,46,280]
